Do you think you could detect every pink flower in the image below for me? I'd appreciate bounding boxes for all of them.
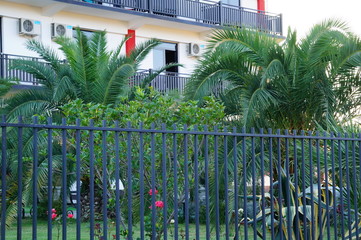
[51,213,57,220]
[52,208,56,213]
[148,189,158,196]
[67,213,74,219]
[155,201,164,208]
[149,201,164,209]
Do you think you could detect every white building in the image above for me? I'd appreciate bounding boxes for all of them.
[0,0,282,91]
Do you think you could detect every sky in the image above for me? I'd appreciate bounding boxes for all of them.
[267,0,361,38]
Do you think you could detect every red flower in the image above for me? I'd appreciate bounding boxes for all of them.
[67,213,74,219]
[155,201,164,208]
[149,201,164,209]
[51,213,57,220]
[52,208,56,213]
[148,189,158,196]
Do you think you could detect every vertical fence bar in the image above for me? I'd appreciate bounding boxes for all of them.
[351,133,359,240]
[194,126,200,240]
[293,130,300,240]
[315,132,323,240]
[61,118,67,240]
[47,118,53,240]
[233,127,239,240]
[251,128,257,240]
[17,116,23,240]
[127,122,133,240]
[214,126,220,240]
[1,116,7,240]
[344,133,353,237]
[102,121,108,240]
[285,130,292,240]
[323,132,331,240]
[330,133,338,239]
[138,122,145,240]
[150,123,156,240]
[115,121,121,240]
[308,131,315,240]
[276,129,283,240]
[269,129,275,239]
[300,130,308,240]
[183,124,190,240]
[337,133,345,239]
[224,127,229,240]
[172,124,179,240]
[89,120,95,240]
[32,116,39,240]
[260,129,266,239]
[75,119,81,240]
[204,126,210,240]
[161,124,168,240]
[241,127,248,239]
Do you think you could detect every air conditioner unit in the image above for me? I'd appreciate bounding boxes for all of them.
[188,43,204,57]
[51,23,72,38]
[19,18,41,36]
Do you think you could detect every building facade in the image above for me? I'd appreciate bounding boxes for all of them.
[0,0,282,91]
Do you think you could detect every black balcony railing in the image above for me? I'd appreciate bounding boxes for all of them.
[70,0,282,35]
[133,69,190,94]
[0,53,190,92]
[0,53,45,85]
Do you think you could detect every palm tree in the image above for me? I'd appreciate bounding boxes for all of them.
[4,29,169,122]
[185,19,361,131]
[1,29,174,225]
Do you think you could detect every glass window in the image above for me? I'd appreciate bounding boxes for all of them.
[222,0,239,6]
[72,29,95,39]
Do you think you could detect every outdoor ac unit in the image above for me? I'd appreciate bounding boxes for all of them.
[51,23,72,38]
[188,43,204,57]
[19,18,41,36]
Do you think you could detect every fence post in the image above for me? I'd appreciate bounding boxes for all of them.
[148,0,153,14]
[279,13,283,36]
[0,53,4,79]
[218,1,223,25]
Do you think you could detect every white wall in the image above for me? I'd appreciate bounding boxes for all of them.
[0,1,231,75]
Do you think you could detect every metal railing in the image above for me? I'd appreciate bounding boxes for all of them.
[0,54,191,92]
[71,0,283,35]
[0,53,45,85]
[1,118,360,239]
[133,69,190,94]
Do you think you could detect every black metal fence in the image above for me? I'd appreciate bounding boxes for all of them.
[1,117,361,240]
[72,0,283,35]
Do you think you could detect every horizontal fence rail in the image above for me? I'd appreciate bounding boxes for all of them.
[1,118,361,240]
[70,0,283,35]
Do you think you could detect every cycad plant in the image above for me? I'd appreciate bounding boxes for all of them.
[4,29,166,122]
[185,19,361,131]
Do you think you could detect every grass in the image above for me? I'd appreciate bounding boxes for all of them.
[5,218,342,239]
[5,218,262,240]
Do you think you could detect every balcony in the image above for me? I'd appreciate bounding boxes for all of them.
[0,53,191,93]
[58,0,283,36]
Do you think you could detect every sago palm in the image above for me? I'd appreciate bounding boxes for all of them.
[4,29,164,122]
[185,19,361,131]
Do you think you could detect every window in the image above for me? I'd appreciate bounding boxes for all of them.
[222,0,239,6]
[153,42,178,73]
[72,28,95,39]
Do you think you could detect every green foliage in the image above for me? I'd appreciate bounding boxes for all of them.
[60,87,225,237]
[3,29,165,122]
[185,19,361,131]
[61,87,225,128]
